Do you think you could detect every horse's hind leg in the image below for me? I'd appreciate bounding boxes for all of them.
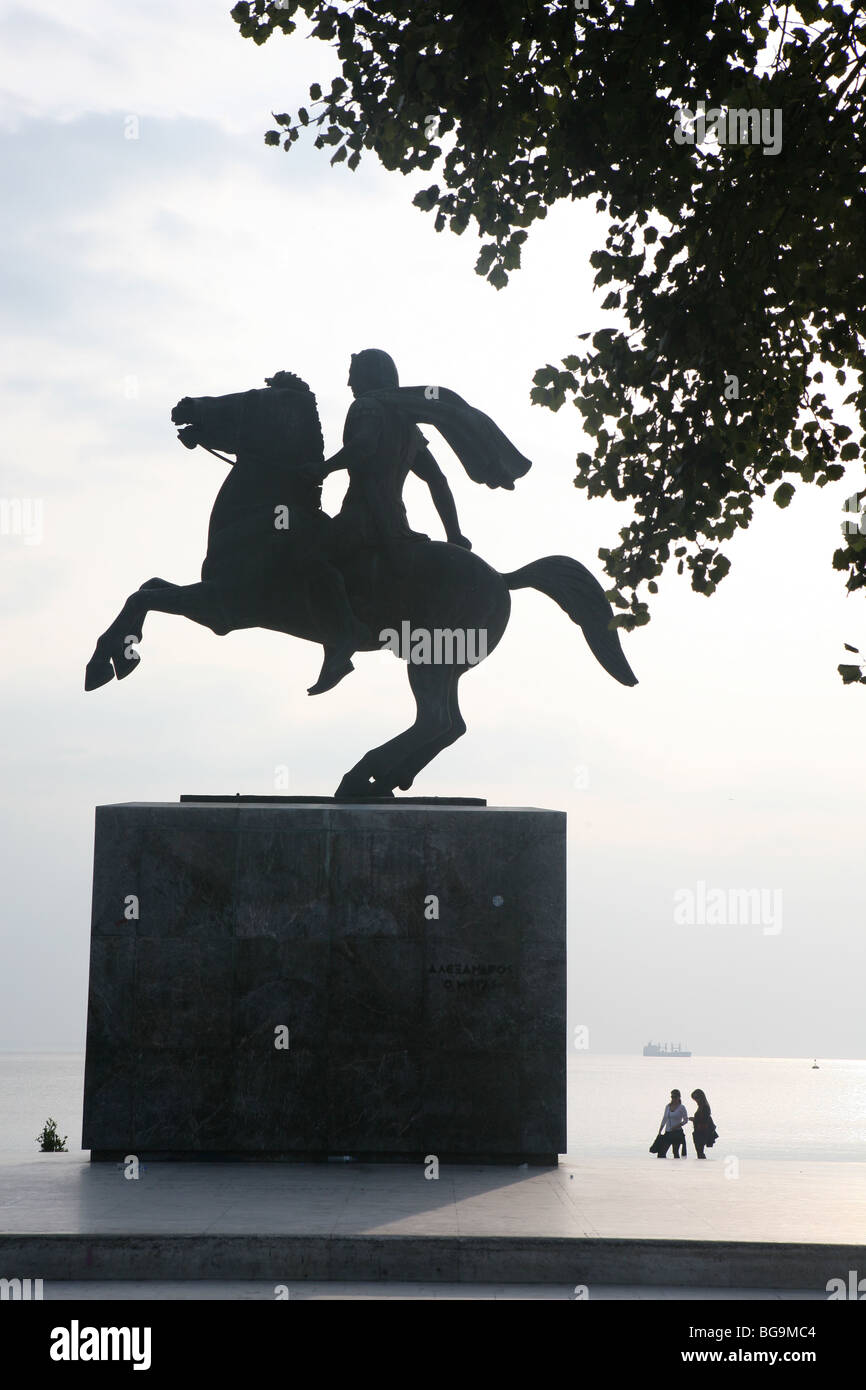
[334,663,456,798]
[84,581,231,690]
[387,668,467,792]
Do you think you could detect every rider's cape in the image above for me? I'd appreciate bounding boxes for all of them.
[366,387,532,489]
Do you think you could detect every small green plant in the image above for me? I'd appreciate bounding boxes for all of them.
[36,1118,68,1152]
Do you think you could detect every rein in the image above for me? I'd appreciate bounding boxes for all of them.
[199,444,237,466]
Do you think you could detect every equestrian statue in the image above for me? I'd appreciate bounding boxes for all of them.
[84,349,637,796]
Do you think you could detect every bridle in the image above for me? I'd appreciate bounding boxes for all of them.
[198,443,236,466]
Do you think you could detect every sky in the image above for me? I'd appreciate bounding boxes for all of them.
[0,0,863,1061]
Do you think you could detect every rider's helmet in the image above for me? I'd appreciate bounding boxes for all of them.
[348,349,399,395]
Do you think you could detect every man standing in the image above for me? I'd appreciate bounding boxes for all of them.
[657,1089,689,1158]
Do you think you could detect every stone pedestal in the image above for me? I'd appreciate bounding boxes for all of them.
[82,801,566,1162]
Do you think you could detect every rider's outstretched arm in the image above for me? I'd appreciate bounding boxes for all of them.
[319,439,365,479]
[318,397,382,480]
[411,444,472,549]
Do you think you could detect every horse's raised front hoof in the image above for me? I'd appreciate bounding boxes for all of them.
[112,649,141,681]
[84,657,114,691]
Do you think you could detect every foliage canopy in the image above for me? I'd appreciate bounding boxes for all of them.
[232,0,866,674]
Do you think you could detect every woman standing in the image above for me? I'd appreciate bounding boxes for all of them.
[690,1089,718,1158]
[657,1089,688,1157]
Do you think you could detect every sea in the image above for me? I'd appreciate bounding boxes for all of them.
[1,1052,865,1162]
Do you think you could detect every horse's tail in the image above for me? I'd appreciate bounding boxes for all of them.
[502,556,638,687]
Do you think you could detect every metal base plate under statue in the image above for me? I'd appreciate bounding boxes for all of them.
[82,800,566,1163]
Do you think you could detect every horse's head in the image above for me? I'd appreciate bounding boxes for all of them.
[170,375,324,466]
[170,396,197,425]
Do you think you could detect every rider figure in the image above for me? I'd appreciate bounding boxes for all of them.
[322,348,473,555]
[305,349,473,694]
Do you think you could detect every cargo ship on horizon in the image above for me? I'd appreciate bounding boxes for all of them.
[643,1041,692,1057]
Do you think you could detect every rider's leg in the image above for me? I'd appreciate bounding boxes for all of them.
[306,563,372,696]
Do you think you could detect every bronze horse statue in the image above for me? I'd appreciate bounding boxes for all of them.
[85,361,637,796]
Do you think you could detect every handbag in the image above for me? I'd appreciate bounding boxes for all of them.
[694,1110,719,1147]
[649,1132,667,1154]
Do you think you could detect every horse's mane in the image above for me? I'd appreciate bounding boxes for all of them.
[263,371,324,461]
[264,370,314,395]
